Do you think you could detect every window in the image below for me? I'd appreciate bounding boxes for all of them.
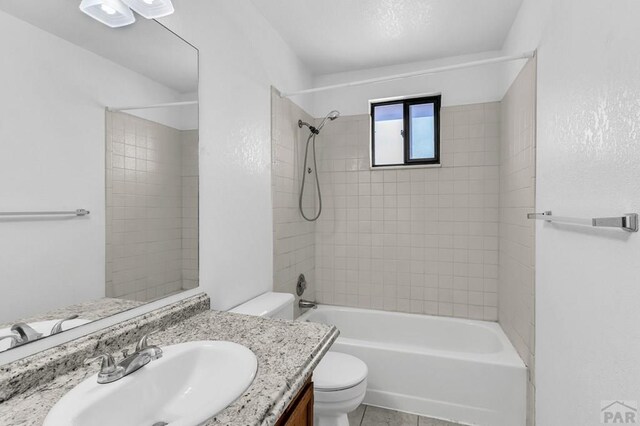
[371,95,441,167]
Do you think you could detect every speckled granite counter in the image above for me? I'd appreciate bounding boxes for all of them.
[0,295,338,426]
[0,298,144,329]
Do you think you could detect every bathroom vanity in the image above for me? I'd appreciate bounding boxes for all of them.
[0,294,338,425]
[276,378,315,426]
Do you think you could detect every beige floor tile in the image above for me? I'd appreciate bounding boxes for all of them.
[348,404,366,425]
[361,406,418,426]
[418,415,462,426]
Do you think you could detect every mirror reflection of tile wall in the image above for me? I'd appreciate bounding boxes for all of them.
[106,112,199,302]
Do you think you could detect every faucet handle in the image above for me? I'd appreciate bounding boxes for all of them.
[84,353,118,374]
[50,314,79,335]
[11,323,43,342]
[84,353,125,384]
[136,329,163,360]
[135,329,158,351]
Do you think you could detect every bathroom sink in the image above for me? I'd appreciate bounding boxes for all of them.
[0,318,91,351]
[43,341,258,426]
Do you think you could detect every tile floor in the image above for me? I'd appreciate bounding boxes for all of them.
[348,405,463,426]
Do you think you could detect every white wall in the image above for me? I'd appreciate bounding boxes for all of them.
[0,0,312,365]
[1,0,313,322]
[0,10,185,323]
[504,1,640,424]
[501,0,552,93]
[310,51,520,117]
[124,91,199,132]
[160,0,314,311]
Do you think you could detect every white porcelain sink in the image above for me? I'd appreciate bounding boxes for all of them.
[0,318,91,351]
[44,341,258,426]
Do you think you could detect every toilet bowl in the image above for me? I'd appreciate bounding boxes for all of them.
[230,292,368,425]
[313,351,368,426]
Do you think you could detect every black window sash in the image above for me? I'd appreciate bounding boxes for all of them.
[371,95,441,167]
[404,96,441,165]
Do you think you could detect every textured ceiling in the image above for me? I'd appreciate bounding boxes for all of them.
[250,0,524,75]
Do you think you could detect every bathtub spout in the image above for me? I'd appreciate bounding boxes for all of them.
[299,299,317,310]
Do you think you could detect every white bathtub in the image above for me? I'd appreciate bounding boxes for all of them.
[298,305,526,426]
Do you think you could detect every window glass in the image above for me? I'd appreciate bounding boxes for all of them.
[372,103,404,166]
[409,103,435,160]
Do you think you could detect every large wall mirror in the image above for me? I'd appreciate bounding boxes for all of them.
[0,1,198,353]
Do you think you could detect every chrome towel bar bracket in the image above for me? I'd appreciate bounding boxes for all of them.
[527,211,638,232]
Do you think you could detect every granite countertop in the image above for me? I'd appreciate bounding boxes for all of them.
[0,298,144,330]
[0,309,338,426]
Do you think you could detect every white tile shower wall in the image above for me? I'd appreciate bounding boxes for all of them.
[106,112,198,302]
[315,103,501,320]
[181,130,199,291]
[271,89,317,316]
[499,58,536,426]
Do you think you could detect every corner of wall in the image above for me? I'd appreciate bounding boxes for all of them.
[498,56,537,426]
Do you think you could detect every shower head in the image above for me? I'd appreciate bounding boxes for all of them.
[298,110,340,135]
[316,110,341,132]
[327,110,340,121]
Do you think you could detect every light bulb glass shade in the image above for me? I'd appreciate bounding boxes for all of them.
[79,0,135,28]
[120,0,174,19]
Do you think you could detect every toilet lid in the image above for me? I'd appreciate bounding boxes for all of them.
[314,351,368,391]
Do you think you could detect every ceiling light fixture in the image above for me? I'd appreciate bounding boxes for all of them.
[79,0,135,28]
[120,0,174,19]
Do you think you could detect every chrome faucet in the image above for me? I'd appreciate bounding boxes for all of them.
[120,332,163,376]
[299,299,317,310]
[84,331,163,384]
[0,322,44,349]
[11,323,43,344]
[0,316,80,349]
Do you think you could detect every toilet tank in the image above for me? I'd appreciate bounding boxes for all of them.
[229,292,295,320]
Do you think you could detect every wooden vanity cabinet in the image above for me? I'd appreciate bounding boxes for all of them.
[275,377,314,426]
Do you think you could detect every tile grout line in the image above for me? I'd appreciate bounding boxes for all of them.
[359,405,367,426]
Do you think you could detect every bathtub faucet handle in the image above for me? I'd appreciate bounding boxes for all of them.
[299,299,317,310]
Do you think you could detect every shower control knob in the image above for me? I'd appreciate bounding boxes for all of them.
[296,274,307,296]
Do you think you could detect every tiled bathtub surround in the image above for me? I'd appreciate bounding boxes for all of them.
[499,58,537,426]
[314,103,501,320]
[271,89,317,315]
[106,112,199,302]
[181,130,200,291]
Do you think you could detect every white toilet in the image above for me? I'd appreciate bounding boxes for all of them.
[230,292,368,426]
